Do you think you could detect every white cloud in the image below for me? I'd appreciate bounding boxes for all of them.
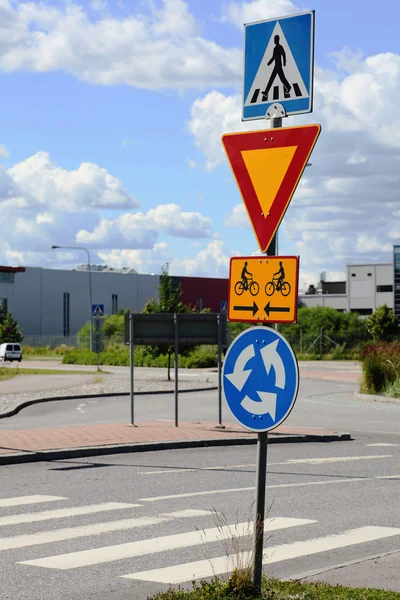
[170,239,232,277]
[98,242,170,274]
[187,50,400,283]
[76,204,213,248]
[0,0,241,90]
[0,144,9,159]
[6,152,137,212]
[224,203,249,227]
[223,0,300,27]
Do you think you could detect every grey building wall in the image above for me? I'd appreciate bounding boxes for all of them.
[0,267,159,337]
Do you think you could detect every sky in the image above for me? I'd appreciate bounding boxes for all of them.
[1,0,400,290]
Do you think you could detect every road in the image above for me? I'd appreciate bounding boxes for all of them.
[1,373,399,443]
[0,438,400,600]
[1,363,400,598]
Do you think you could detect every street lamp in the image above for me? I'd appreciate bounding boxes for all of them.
[51,245,93,350]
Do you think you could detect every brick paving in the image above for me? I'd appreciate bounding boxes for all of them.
[0,421,342,456]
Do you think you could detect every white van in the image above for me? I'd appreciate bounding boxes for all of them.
[0,343,22,362]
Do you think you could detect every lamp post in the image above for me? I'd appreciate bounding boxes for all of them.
[51,245,93,351]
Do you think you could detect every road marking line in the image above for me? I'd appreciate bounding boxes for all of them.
[139,478,367,502]
[138,455,393,476]
[20,517,314,570]
[376,475,400,479]
[367,443,400,447]
[0,502,139,527]
[5,510,208,552]
[0,496,67,508]
[125,526,400,583]
[286,455,392,464]
[138,464,256,475]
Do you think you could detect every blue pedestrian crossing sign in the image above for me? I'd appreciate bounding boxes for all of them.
[92,304,105,318]
[243,11,314,121]
[223,326,299,432]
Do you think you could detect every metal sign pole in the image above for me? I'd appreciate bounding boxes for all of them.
[253,431,268,592]
[129,314,136,426]
[174,313,179,427]
[252,108,282,594]
[217,314,223,427]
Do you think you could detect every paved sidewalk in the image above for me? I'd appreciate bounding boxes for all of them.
[0,420,351,465]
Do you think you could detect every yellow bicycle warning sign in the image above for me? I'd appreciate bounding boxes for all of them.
[228,256,299,324]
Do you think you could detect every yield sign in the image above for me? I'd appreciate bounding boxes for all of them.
[222,124,321,252]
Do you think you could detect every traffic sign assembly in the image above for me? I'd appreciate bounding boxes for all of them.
[243,11,315,120]
[228,256,299,324]
[92,304,105,318]
[222,124,321,253]
[223,326,299,432]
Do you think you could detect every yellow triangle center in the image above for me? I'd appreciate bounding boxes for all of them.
[241,146,297,217]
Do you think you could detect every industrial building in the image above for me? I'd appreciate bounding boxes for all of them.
[0,247,398,344]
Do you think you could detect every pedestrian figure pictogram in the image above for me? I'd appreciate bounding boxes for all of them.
[263,35,291,99]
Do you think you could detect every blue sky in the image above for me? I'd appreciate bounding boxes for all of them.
[1,0,400,290]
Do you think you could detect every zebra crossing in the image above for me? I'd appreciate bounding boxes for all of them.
[2,493,400,591]
[249,82,303,104]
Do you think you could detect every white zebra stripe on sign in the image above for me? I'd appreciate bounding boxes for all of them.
[124,526,400,584]
[0,495,67,508]
[2,509,209,552]
[0,502,139,527]
[19,517,315,570]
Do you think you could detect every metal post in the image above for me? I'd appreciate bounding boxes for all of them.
[252,431,268,593]
[84,248,93,353]
[320,327,323,358]
[217,314,223,427]
[174,313,179,427]
[129,314,136,426]
[253,107,283,593]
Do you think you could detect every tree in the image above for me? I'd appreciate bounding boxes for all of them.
[366,304,399,341]
[142,264,190,380]
[0,312,23,343]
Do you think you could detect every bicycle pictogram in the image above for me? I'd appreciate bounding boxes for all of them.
[235,275,260,297]
[265,277,291,297]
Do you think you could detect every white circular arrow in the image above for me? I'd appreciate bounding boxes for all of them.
[224,343,255,391]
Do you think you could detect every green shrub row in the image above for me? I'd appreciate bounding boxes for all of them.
[62,345,218,368]
[23,345,75,356]
[360,341,400,394]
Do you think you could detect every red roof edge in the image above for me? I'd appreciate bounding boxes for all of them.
[0,266,26,273]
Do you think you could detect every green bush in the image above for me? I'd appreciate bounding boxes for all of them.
[360,341,400,394]
[62,344,219,368]
[23,345,75,356]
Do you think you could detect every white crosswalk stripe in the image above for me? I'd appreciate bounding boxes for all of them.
[124,526,400,584]
[0,502,140,527]
[19,517,314,570]
[1,510,209,552]
[2,492,400,592]
[0,495,67,508]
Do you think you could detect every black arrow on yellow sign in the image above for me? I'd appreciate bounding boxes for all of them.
[233,301,258,316]
[264,302,291,317]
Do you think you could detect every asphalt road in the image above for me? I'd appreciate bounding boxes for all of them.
[1,376,400,444]
[0,438,400,600]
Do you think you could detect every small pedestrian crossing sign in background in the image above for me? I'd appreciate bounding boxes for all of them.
[243,11,314,121]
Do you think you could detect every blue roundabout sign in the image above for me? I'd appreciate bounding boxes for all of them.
[223,326,299,432]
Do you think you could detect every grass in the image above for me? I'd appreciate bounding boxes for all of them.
[0,367,98,376]
[148,577,400,600]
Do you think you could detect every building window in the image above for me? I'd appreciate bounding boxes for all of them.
[367,273,372,277]
[63,293,70,337]
[377,285,393,293]
[112,294,118,314]
[0,272,14,284]
[351,273,356,277]
[0,298,7,314]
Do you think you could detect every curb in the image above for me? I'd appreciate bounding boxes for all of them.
[0,432,352,465]
[0,386,218,419]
